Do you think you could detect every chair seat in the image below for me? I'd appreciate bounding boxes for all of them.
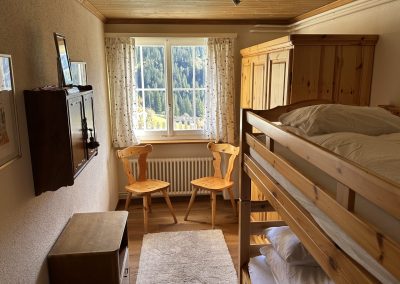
[191,176,233,191]
[126,179,170,195]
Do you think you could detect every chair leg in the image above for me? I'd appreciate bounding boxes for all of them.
[211,191,217,229]
[162,189,178,223]
[184,187,198,221]
[143,195,149,234]
[124,192,132,211]
[148,195,152,213]
[227,188,238,216]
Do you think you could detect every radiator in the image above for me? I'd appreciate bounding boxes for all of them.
[130,157,214,196]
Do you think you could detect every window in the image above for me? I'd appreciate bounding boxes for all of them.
[134,38,207,139]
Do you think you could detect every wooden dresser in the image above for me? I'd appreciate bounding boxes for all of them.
[240,34,379,110]
[240,34,379,238]
[47,211,129,284]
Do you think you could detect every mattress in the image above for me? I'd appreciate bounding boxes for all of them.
[248,255,276,284]
[250,132,400,283]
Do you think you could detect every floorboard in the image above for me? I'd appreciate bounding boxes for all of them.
[117,195,239,283]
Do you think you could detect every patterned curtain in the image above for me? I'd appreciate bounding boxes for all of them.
[204,38,236,144]
[105,37,139,147]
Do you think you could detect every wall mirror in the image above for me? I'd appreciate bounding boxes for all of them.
[54,33,73,86]
[0,54,21,169]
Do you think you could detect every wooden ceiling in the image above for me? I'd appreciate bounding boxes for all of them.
[83,0,354,24]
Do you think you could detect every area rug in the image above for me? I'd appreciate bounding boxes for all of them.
[136,229,238,284]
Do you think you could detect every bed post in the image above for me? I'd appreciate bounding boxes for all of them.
[239,108,252,283]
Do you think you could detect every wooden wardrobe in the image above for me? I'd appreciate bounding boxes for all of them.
[240,34,378,237]
[240,34,378,110]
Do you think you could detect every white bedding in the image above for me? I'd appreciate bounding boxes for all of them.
[248,255,276,284]
[309,132,400,184]
[250,129,400,283]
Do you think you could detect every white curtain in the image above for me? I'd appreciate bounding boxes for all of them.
[204,38,236,144]
[105,37,139,147]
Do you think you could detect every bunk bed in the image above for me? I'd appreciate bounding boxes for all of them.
[238,100,400,284]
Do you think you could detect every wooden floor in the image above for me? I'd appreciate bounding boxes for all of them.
[118,195,239,283]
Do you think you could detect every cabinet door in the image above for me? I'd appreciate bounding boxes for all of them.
[240,57,253,108]
[252,54,267,110]
[334,46,373,105]
[266,50,291,109]
[68,96,87,175]
[291,46,336,103]
[83,92,97,159]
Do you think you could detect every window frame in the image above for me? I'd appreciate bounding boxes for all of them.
[134,37,208,140]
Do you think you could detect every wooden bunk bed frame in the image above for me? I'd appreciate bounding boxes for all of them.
[238,100,400,284]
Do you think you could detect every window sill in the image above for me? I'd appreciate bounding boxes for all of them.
[140,139,211,145]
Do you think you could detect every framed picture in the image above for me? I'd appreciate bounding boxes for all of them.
[0,54,21,169]
[54,33,73,86]
[70,61,87,86]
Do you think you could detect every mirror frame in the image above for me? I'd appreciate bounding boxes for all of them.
[54,33,73,86]
[0,54,21,169]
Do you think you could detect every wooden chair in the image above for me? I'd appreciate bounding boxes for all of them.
[117,144,177,233]
[184,142,240,229]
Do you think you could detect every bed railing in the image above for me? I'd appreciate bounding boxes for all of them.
[239,100,400,283]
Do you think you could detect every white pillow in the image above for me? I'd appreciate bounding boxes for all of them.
[279,104,400,136]
[263,226,318,266]
[262,245,333,284]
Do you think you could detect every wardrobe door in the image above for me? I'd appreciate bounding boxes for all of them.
[240,57,253,108]
[266,50,291,109]
[251,54,267,110]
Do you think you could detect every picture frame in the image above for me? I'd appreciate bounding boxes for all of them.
[0,54,21,169]
[70,61,87,86]
[54,33,73,86]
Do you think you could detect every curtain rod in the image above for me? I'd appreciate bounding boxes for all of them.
[104,32,237,38]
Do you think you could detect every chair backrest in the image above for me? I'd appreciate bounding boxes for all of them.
[207,142,240,182]
[116,144,152,183]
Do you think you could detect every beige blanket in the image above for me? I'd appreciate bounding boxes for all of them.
[309,132,400,184]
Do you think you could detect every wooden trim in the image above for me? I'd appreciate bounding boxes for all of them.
[246,133,400,279]
[250,201,274,212]
[240,109,252,201]
[379,105,400,116]
[250,220,286,235]
[241,266,252,284]
[249,244,267,257]
[288,34,379,46]
[75,0,106,22]
[247,112,400,220]
[253,99,331,121]
[336,183,355,211]
[244,154,376,283]
[239,200,251,283]
[291,0,355,23]
[105,18,290,25]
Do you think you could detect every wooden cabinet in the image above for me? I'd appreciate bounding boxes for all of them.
[24,86,99,195]
[240,34,378,109]
[48,211,129,284]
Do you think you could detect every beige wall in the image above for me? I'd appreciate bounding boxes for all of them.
[294,0,400,105]
[0,0,118,283]
[105,24,286,195]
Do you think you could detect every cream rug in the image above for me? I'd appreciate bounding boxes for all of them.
[136,230,238,284]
